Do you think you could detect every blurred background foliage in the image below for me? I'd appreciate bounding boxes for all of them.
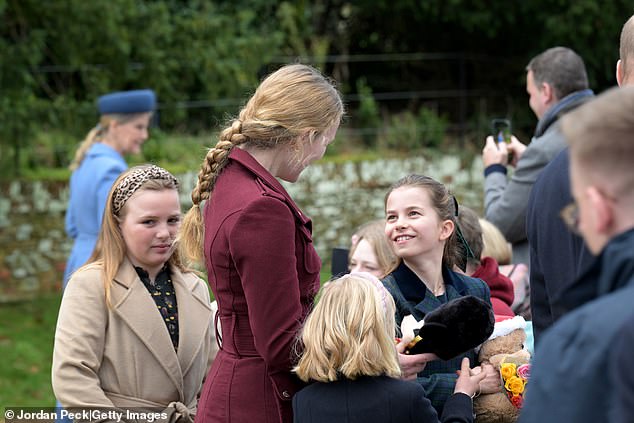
[0,0,630,178]
[0,0,631,406]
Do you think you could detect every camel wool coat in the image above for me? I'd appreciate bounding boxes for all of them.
[53,259,216,423]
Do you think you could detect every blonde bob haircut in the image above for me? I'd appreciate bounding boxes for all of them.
[294,273,401,382]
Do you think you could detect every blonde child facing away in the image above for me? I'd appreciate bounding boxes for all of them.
[293,273,484,423]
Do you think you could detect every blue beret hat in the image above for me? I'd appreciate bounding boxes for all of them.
[97,89,157,115]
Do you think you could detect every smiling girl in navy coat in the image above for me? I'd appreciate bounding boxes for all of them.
[381,175,499,413]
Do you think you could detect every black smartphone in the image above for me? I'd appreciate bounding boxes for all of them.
[491,118,512,144]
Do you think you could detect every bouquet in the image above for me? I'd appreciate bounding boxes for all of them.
[500,358,531,408]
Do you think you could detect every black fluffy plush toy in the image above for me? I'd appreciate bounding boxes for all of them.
[404,295,495,360]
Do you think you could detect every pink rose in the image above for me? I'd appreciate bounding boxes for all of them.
[517,363,531,380]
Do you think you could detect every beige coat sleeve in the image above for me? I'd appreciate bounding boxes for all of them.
[52,268,118,412]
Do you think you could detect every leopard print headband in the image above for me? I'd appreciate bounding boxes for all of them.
[112,165,179,214]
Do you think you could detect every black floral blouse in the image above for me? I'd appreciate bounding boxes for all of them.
[135,265,179,351]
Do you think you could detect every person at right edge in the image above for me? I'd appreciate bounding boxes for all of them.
[179,64,344,423]
[518,86,634,423]
[609,15,634,423]
[481,47,593,266]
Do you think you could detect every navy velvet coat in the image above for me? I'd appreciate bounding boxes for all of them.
[293,376,474,423]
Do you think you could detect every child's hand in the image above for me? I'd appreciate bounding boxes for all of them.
[477,363,503,394]
[396,339,438,380]
[454,358,487,398]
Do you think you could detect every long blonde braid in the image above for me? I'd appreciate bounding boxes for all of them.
[179,120,246,262]
[179,63,344,264]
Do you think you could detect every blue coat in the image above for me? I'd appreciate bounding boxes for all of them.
[63,143,127,285]
[382,263,491,413]
[519,228,634,423]
[293,375,474,423]
[610,309,634,423]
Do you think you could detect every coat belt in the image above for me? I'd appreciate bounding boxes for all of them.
[218,313,259,357]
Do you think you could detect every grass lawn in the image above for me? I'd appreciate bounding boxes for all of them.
[0,294,60,407]
[0,272,334,409]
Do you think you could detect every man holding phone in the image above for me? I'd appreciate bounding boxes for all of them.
[481,47,593,266]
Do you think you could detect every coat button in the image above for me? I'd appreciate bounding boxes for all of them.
[282,391,291,398]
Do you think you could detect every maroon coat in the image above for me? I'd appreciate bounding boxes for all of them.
[195,148,321,423]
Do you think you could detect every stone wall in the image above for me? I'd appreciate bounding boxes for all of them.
[0,180,71,301]
[0,154,484,302]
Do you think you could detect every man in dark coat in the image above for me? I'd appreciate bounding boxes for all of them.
[519,87,634,423]
[525,149,594,344]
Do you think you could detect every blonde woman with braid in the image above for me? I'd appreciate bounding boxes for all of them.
[53,165,215,422]
[63,89,156,288]
[179,64,343,423]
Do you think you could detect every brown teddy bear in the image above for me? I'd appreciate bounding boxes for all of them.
[474,316,531,423]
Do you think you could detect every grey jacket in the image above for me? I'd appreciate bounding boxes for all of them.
[484,89,594,264]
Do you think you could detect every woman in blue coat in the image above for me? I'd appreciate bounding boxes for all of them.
[63,89,156,286]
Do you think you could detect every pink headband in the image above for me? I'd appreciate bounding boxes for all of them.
[343,272,389,312]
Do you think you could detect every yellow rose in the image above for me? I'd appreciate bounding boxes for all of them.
[505,376,525,395]
[500,363,517,380]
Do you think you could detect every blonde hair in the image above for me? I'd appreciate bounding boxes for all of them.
[69,113,150,171]
[180,64,344,262]
[384,174,460,273]
[479,218,512,265]
[294,274,401,382]
[561,86,634,199]
[82,164,187,307]
[349,220,397,278]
